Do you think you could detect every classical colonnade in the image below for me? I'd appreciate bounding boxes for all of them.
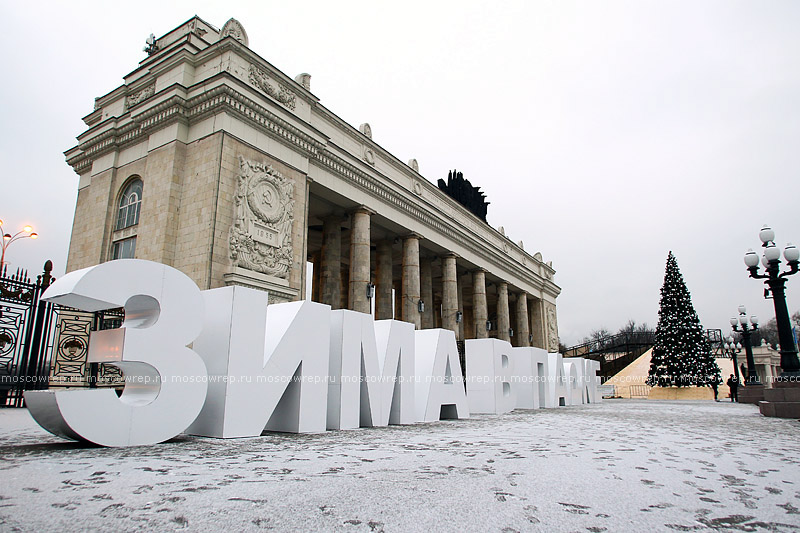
[307,206,548,349]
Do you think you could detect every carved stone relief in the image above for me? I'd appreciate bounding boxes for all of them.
[363,147,375,166]
[125,85,155,110]
[188,19,207,38]
[220,18,248,46]
[408,158,419,172]
[359,123,372,139]
[230,156,295,278]
[545,302,559,352]
[249,64,297,110]
[295,73,311,91]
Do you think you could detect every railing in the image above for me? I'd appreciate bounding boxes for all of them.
[563,331,656,359]
[563,331,656,380]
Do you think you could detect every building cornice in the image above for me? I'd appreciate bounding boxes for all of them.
[309,103,557,286]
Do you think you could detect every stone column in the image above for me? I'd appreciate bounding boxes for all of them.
[341,266,349,308]
[442,254,459,335]
[311,252,321,302]
[472,270,488,339]
[516,291,530,347]
[401,234,422,329]
[529,297,545,349]
[457,273,465,341]
[375,240,394,320]
[348,207,373,314]
[394,279,402,319]
[420,256,434,329]
[321,216,342,309]
[497,282,510,343]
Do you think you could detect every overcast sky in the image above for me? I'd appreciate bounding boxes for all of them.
[1,1,798,345]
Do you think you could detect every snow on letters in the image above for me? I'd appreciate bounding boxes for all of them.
[25,260,599,447]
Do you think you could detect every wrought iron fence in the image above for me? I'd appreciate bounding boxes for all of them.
[0,261,56,407]
[0,261,124,407]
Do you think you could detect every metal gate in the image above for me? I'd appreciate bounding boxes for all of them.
[0,261,125,407]
[0,262,56,407]
[48,306,124,389]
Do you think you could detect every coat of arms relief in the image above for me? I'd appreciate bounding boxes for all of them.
[229,156,295,278]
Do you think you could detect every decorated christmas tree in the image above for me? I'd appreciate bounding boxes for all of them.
[647,252,720,387]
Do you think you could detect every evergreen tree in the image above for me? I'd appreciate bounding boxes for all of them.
[647,252,720,387]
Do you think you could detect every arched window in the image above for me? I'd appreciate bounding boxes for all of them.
[116,178,143,230]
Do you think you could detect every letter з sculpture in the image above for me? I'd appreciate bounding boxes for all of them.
[25,260,208,447]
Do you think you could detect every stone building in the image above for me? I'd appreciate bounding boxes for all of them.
[63,16,561,351]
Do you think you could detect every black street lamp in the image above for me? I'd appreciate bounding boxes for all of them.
[743,225,800,379]
[722,335,742,383]
[730,305,760,385]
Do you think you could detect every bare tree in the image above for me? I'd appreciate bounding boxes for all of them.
[752,317,779,348]
[582,328,612,346]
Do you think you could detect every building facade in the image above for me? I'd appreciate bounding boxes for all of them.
[64,17,561,351]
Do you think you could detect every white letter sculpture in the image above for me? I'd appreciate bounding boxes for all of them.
[22,258,595,447]
[25,260,208,447]
[414,329,470,422]
[327,311,416,429]
[465,338,517,414]
[585,359,602,404]
[548,352,569,407]
[563,357,585,406]
[187,286,330,437]
[509,346,550,409]
[530,347,555,408]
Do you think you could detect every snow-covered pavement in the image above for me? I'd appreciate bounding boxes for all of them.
[1,400,799,532]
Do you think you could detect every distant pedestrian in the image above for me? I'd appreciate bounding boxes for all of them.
[710,376,719,402]
[727,374,739,402]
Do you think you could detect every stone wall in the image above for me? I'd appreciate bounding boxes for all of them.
[216,134,308,302]
[66,131,307,302]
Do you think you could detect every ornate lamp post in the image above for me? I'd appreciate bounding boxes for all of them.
[0,219,38,270]
[743,226,799,379]
[722,336,742,382]
[730,306,760,385]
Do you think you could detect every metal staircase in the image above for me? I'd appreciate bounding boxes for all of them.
[563,331,655,380]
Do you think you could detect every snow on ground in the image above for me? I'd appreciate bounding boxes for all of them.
[0,400,799,532]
